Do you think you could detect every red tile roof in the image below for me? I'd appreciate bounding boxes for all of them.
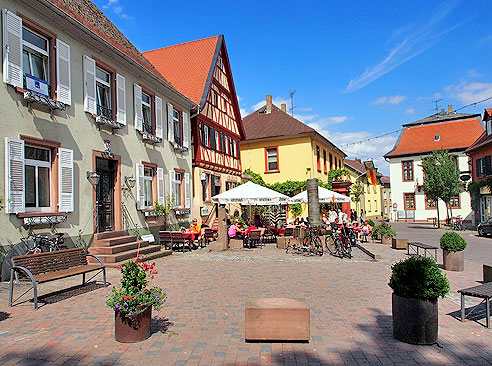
[385,117,483,158]
[344,158,382,177]
[143,36,220,106]
[45,0,175,89]
[242,104,345,156]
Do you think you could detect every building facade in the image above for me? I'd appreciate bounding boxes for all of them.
[465,108,492,224]
[144,36,244,222]
[344,159,383,221]
[384,107,482,223]
[380,176,392,221]
[1,0,195,263]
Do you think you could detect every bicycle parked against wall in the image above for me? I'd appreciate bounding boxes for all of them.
[285,222,323,256]
[325,223,355,259]
[22,232,67,254]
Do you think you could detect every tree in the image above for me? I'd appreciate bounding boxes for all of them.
[350,178,364,214]
[421,149,461,228]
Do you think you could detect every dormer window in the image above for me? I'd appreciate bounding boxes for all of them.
[434,135,440,141]
[487,119,492,136]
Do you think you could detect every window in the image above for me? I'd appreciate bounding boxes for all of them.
[202,173,210,201]
[142,91,152,134]
[226,181,236,191]
[143,167,154,208]
[434,134,440,141]
[316,146,320,171]
[23,27,49,88]
[265,147,279,172]
[213,176,221,196]
[323,150,327,173]
[213,92,218,106]
[96,66,111,119]
[402,161,414,181]
[487,119,492,136]
[217,56,223,70]
[368,200,371,212]
[201,123,209,147]
[173,109,181,144]
[404,193,416,210]
[374,200,378,212]
[25,145,51,211]
[329,153,333,170]
[173,172,182,207]
[450,195,460,209]
[425,195,437,209]
[229,137,234,156]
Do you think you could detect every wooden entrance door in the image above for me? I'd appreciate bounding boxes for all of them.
[96,157,115,232]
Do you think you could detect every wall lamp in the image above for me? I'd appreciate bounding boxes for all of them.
[124,175,136,191]
[86,171,100,187]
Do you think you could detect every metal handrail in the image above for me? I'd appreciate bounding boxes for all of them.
[122,202,141,241]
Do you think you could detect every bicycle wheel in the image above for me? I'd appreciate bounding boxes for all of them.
[325,235,337,255]
[313,236,323,256]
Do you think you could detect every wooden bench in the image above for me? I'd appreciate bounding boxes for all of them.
[458,282,492,328]
[9,248,106,310]
[407,242,438,261]
[245,298,310,341]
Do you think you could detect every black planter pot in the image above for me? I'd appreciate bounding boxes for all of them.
[392,293,438,345]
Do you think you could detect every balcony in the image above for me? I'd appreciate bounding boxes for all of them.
[141,123,162,144]
[24,91,65,112]
[95,104,123,130]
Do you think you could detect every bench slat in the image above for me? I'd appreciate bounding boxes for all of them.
[408,242,438,249]
[458,282,492,298]
[35,264,103,283]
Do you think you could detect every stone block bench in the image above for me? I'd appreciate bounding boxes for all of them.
[245,298,310,341]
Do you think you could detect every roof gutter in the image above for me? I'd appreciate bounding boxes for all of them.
[37,0,196,109]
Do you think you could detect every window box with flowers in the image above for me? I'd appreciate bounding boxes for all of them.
[106,256,166,343]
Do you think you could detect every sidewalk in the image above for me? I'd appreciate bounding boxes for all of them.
[1,239,492,365]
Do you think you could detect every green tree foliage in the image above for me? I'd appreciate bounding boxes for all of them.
[242,168,348,197]
[350,178,364,209]
[421,149,462,225]
[289,203,303,218]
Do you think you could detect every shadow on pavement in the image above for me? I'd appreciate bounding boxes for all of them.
[37,281,107,305]
[0,347,87,365]
[447,302,489,328]
[0,311,10,321]
[151,316,173,335]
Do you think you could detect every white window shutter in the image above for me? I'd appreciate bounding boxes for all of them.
[58,148,73,212]
[167,103,174,142]
[5,137,24,214]
[116,73,126,124]
[157,167,164,205]
[155,96,163,139]
[169,170,176,208]
[83,55,96,114]
[136,163,144,209]
[134,84,142,131]
[56,39,71,105]
[184,172,191,209]
[2,10,22,88]
[183,111,189,148]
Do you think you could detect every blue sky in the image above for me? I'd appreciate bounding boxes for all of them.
[94,0,492,174]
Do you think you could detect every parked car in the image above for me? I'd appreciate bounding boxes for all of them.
[478,218,492,236]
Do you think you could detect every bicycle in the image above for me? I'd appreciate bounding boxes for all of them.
[325,223,354,258]
[286,223,323,256]
[23,232,66,254]
[451,216,464,231]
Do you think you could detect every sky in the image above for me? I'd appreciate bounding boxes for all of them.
[93,0,492,175]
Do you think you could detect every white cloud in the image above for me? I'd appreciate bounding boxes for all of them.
[371,95,407,105]
[446,81,492,104]
[240,108,248,117]
[103,0,118,9]
[113,6,123,14]
[468,69,484,78]
[480,35,492,43]
[346,1,464,92]
[406,107,415,114]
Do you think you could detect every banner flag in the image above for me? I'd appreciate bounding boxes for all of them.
[367,169,377,186]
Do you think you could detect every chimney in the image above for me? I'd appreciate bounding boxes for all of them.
[441,108,445,113]
[266,95,272,114]
[448,104,453,113]
[281,103,287,113]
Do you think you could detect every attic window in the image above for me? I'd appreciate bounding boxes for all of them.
[434,135,440,141]
[259,107,267,114]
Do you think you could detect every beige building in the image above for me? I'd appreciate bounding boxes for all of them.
[0,0,195,270]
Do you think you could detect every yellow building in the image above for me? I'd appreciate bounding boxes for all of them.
[344,159,383,221]
[240,95,346,216]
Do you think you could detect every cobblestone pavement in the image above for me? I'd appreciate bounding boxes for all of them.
[1,223,492,365]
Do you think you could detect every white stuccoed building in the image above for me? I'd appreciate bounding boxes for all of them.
[384,107,483,224]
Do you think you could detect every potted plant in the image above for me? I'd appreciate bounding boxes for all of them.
[373,222,396,244]
[440,231,467,271]
[106,255,166,343]
[389,256,449,344]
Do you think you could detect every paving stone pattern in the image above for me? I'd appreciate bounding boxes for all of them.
[1,223,492,365]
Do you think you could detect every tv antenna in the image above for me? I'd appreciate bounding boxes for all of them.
[432,98,443,112]
[289,90,296,116]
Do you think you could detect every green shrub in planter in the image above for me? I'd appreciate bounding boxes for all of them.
[440,232,467,252]
[389,256,449,301]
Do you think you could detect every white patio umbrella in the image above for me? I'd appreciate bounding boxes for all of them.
[211,181,289,205]
[288,185,351,204]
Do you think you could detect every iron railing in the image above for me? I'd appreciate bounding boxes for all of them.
[122,202,141,241]
[97,104,113,120]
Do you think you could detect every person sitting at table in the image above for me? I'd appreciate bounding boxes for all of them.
[228,220,244,239]
[358,220,372,241]
[254,214,261,227]
[245,224,258,235]
[189,218,201,234]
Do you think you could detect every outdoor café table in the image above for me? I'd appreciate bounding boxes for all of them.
[171,231,196,241]
[274,228,286,236]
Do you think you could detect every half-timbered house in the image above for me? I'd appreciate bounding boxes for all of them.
[144,35,244,221]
